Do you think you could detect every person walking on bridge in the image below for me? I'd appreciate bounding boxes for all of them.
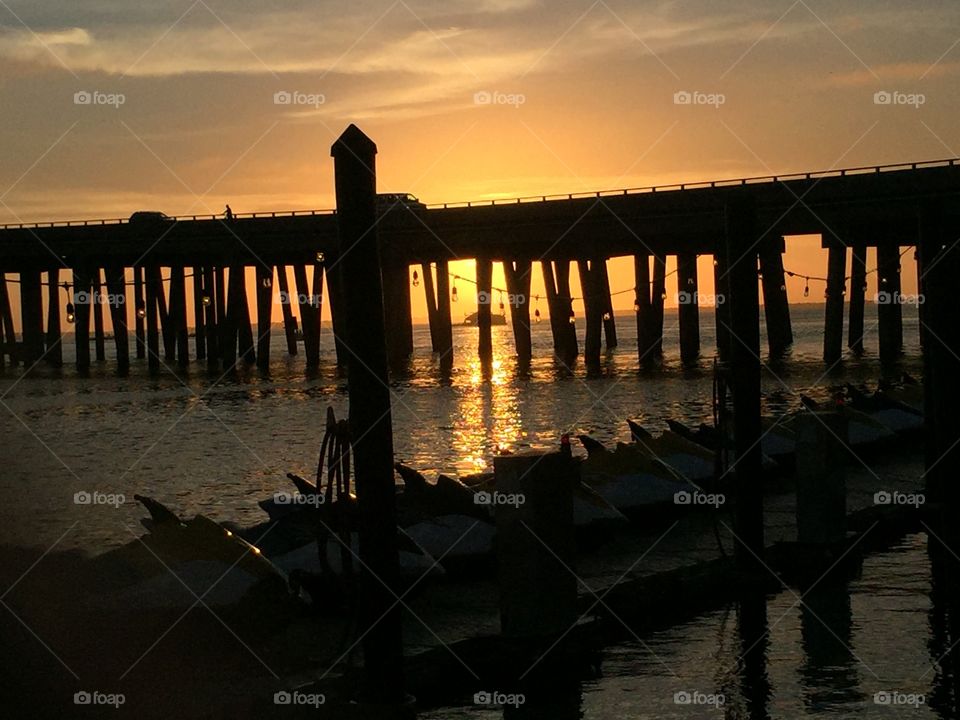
[224,204,234,221]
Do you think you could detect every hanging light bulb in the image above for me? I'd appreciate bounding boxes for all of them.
[66,302,76,324]
[136,300,146,319]
[661,291,668,300]
[568,308,576,324]
[316,251,325,263]
[498,292,505,312]
[780,284,786,292]
[634,299,641,313]
[261,277,272,288]
[713,258,719,267]
[602,311,611,321]
[451,276,458,302]
[534,308,541,323]
[201,295,212,307]
[803,280,810,298]
[412,270,420,287]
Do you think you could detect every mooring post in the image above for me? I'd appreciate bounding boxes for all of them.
[724,196,764,571]
[145,266,161,373]
[436,259,454,372]
[848,244,866,355]
[649,253,666,358]
[19,269,44,364]
[332,124,404,705]
[170,265,189,367]
[823,243,847,364]
[202,267,219,370]
[92,268,106,362]
[503,259,533,368]
[255,264,273,371]
[294,264,319,368]
[494,452,577,639]
[46,268,62,367]
[713,251,732,362]
[634,253,651,365]
[758,237,792,356]
[274,266,298,356]
[476,256,493,366]
[877,242,903,364]
[73,268,93,372]
[677,252,701,365]
[578,258,603,373]
[192,267,206,361]
[133,265,146,359]
[105,266,129,374]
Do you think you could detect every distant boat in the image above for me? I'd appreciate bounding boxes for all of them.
[462,311,507,326]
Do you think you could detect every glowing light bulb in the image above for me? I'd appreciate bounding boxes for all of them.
[534,308,541,323]
[316,252,325,263]
[634,301,640,313]
[202,295,212,307]
[602,312,611,321]
[66,302,76,324]
[261,277,272,288]
[412,270,420,287]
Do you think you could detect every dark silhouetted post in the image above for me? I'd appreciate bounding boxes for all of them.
[294,264,319,368]
[19,269,44,364]
[758,237,792,356]
[275,266,298,356]
[649,253,666,358]
[382,253,413,366]
[93,269,106,362]
[476,256,493,366]
[436,259,454,372]
[847,244,866,354]
[503,259,532,368]
[634,253,651,364]
[202,267,219,370]
[73,268,92,372]
[145,266,161,373]
[578,258,603,373]
[331,124,403,706]
[724,197,764,571]
[170,265,188,367]
[46,268,62,367]
[235,267,255,365]
[823,243,846,364]
[221,266,238,368]
[324,254,349,368]
[105,266,129,373]
[192,267,206,360]
[255,264,273,371]
[598,258,617,349]
[714,251,732,361]
[677,252,701,364]
[0,275,16,366]
[133,265,145,359]
[156,269,174,362]
[877,242,903,364]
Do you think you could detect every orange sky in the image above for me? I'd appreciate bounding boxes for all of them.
[0,0,953,323]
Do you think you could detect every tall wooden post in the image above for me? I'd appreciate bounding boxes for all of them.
[476,257,493,366]
[758,237,792,356]
[634,253,651,365]
[332,124,403,705]
[192,267,206,360]
[823,243,846,364]
[503,259,533,368]
[235,267,255,365]
[422,262,440,353]
[714,252,732,361]
[0,274,16,366]
[73,268,92,372]
[19,269,45,364]
[382,255,414,366]
[221,266,239,368]
[578,258,603,373]
[436,259,454,372]
[677,252,701,365]
[275,266,298,356]
[324,255,349,368]
[92,269,106,362]
[877,242,903,364]
[46,268,62,367]
[105,266,129,373]
[294,264,319,368]
[133,265,146,359]
[649,253,666,359]
[202,267,219,370]
[145,266,161,373]
[170,265,189,367]
[312,262,325,359]
[725,197,764,571]
[255,264,273,371]
[597,258,617,348]
[848,244,866,354]
[156,269,175,362]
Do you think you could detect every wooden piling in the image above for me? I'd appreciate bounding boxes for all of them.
[758,237,792,356]
[133,265,146,359]
[634,253,651,365]
[236,267,255,365]
[578,258,603,373]
[156,269,175,362]
[823,243,846,364]
[170,266,189,367]
[312,263,325,359]
[724,196,764,571]
[848,244,866,354]
[104,266,129,373]
[0,274,16,366]
[436,259,454,371]
[877,242,903,364]
[382,254,414,366]
[73,268,92,372]
[713,252,732,362]
[145,266,161,372]
[476,257,493,366]
[45,268,62,367]
[192,268,206,360]
[202,267,219,370]
[542,260,577,365]
[216,266,232,367]
[677,252,701,365]
[503,259,532,367]
[649,254,666,359]
[331,124,404,705]
[598,259,617,349]
[255,264,273,371]
[422,262,440,353]
[294,264,319,368]
[92,269,106,362]
[274,266,298,356]
[19,269,45,364]
[795,412,847,546]
[324,256,349,368]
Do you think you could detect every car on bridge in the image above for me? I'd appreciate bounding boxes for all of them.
[128,211,172,224]
[376,193,425,216]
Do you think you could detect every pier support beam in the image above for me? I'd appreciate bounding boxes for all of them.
[19,269,45,364]
[677,252,701,365]
[382,255,414,366]
[170,266,188,367]
[503,259,532,368]
[714,252,732,361]
[236,267,255,365]
[105,267,129,373]
[324,255,349,368]
[294,264,319,368]
[133,266,145,359]
[145,266,161,373]
[275,266,298,356]
[255,264,273,371]
[45,268,62,367]
[758,237,792,356]
[192,267,206,361]
[724,197,764,571]
[848,244,866,355]
[216,266,232,368]
[436,260,454,372]
[578,258,604,373]
[823,244,847,364]
[476,257,493,366]
[73,268,92,372]
[157,270,174,362]
[634,253,650,365]
[331,124,404,705]
[92,269,106,362]
[222,266,239,368]
[422,262,440,353]
[542,260,577,366]
[202,267,219,370]
[598,259,617,349]
[0,275,16,366]
[634,253,666,365]
[877,242,903,364]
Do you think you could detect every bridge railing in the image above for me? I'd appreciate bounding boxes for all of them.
[0,207,337,231]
